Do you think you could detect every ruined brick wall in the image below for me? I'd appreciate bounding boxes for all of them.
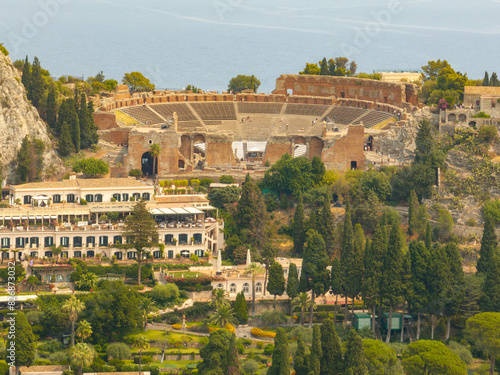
[322,125,366,171]
[206,142,236,166]
[99,128,130,145]
[309,137,324,160]
[273,74,417,108]
[263,142,293,165]
[93,112,118,130]
[124,129,181,174]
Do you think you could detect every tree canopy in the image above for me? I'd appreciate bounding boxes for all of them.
[73,158,109,177]
[402,340,467,375]
[228,75,260,93]
[122,71,155,92]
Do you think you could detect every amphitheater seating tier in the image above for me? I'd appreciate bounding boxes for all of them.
[204,120,223,125]
[190,103,237,121]
[353,111,393,128]
[284,104,330,116]
[119,106,164,125]
[324,107,368,125]
[177,121,201,131]
[237,102,283,114]
[150,103,197,121]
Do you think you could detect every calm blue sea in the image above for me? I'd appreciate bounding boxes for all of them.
[1,0,499,93]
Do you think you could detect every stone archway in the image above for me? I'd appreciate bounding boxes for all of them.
[141,152,157,177]
[309,137,324,160]
[193,135,206,168]
[448,113,457,122]
[458,113,467,122]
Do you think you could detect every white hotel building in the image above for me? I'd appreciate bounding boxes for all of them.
[0,178,223,261]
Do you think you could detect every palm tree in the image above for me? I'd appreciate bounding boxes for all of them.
[209,305,238,328]
[244,262,264,318]
[76,319,92,343]
[140,297,158,330]
[70,343,95,375]
[210,288,230,309]
[75,273,98,291]
[132,334,150,375]
[149,143,161,182]
[62,295,85,346]
[292,292,317,326]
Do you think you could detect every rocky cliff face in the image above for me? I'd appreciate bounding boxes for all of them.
[0,54,61,183]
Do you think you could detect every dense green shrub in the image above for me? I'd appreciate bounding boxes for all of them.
[260,310,287,325]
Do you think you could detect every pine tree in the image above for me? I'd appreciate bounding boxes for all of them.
[480,249,500,312]
[425,221,432,251]
[58,121,75,157]
[21,56,31,96]
[227,333,241,375]
[292,193,306,256]
[293,333,309,375]
[408,240,430,340]
[234,291,248,324]
[477,215,498,275]
[320,58,329,75]
[122,199,159,286]
[408,190,419,236]
[330,258,342,322]
[483,71,490,86]
[320,319,343,375]
[381,222,404,343]
[286,262,299,300]
[308,324,322,375]
[344,329,367,375]
[46,83,57,130]
[267,261,286,309]
[299,230,329,328]
[267,328,289,375]
[30,56,44,109]
[14,311,36,375]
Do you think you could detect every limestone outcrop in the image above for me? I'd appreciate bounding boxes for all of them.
[0,54,61,183]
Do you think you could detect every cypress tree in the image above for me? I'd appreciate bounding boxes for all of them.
[236,174,267,248]
[30,56,44,109]
[58,121,75,156]
[79,93,91,149]
[442,241,465,340]
[408,240,430,340]
[341,203,354,321]
[480,249,500,312]
[14,311,36,375]
[286,262,299,300]
[320,58,329,75]
[408,190,419,236]
[425,221,432,251]
[17,136,31,183]
[46,83,57,130]
[382,222,404,343]
[227,333,241,375]
[86,100,99,146]
[319,194,336,255]
[349,231,365,314]
[21,56,31,96]
[477,215,498,275]
[293,333,309,375]
[234,291,248,324]
[299,230,329,328]
[71,109,81,153]
[267,261,286,310]
[427,244,448,340]
[330,258,342,322]
[491,72,500,86]
[308,324,321,375]
[483,71,490,86]
[320,319,343,375]
[267,328,289,375]
[344,329,367,375]
[293,193,306,256]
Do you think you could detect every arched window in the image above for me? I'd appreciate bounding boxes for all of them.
[230,283,237,293]
[56,275,64,282]
[216,284,224,289]
[66,274,71,282]
[256,282,263,293]
[243,283,250,293]
[180,250,190,258]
